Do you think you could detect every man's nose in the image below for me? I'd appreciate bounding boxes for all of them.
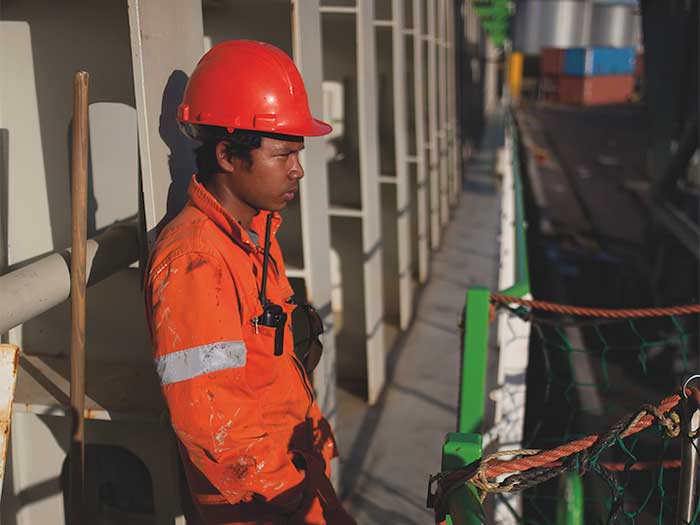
[289,155,304,180]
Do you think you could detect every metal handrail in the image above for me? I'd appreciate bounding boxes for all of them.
[0,220,139,335]
[499,110,530,298]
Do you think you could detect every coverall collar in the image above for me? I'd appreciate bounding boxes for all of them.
[188,174,283,253]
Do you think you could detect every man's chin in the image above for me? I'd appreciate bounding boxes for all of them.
[259,202,286,213]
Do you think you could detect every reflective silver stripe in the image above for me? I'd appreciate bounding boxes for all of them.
[155,341,247,385]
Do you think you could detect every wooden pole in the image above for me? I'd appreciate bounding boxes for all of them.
[69,70,89,525]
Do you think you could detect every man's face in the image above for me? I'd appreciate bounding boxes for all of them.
[229,137,305,212]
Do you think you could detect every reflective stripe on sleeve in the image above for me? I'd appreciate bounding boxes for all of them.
[155,341,247,385]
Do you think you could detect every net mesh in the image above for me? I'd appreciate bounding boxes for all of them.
[493,302,700,524]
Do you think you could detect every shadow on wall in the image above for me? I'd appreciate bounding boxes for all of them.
[155,70,198,236]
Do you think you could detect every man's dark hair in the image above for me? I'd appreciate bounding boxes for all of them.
[192,125,263,183]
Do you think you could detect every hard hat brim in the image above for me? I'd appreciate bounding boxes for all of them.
[287,117,333,137]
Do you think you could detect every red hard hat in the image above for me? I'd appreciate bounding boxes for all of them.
[178,40,331,137]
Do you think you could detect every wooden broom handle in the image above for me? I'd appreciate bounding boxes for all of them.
[69,70,89,525]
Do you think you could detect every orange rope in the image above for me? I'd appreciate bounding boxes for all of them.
[533,459,681,472]
[491,293,700,318]
[484,394,681,478]
[602,459,681,472]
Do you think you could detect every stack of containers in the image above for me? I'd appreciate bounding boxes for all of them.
[559,47,636,105]
[539,48,566,101]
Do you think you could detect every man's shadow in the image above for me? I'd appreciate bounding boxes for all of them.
[154,70,199,236]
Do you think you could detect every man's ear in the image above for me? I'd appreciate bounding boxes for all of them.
[216,141,237,174]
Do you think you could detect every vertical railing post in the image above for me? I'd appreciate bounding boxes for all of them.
[442,433,484,525]
[676,376,700,524]
[439,285,491,525]
[459,287,491,434]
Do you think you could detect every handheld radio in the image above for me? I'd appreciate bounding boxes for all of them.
[254,214,287,356]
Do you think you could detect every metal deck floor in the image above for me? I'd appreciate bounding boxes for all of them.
[335,115,504,524]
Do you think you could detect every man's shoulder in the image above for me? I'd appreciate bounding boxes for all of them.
[148,206,229,277]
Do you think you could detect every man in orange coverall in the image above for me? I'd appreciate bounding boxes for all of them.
[145,40,356,525]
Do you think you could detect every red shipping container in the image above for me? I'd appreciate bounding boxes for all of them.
[539,75,560,101]
[634,52,644,78]
[558,75,634,105]
[540,48,566,76]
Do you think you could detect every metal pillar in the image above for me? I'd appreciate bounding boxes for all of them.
[391,0,413,330]
[427,0,441,248]
[357,0,386,405]
[413,0,430,283]
[127,0,204,242]
[438,0,449,226]
[290,0,338,432]
[448,0,461,205]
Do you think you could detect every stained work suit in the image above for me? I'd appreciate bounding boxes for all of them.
[145,176,340,524]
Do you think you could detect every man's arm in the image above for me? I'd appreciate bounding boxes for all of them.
[147,251,305,510]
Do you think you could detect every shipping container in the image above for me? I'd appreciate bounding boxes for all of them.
[634,51,645,78]
[558,74,635,105]
[539,75,561,101]
[563,47,636,76]
[540,47,566,76]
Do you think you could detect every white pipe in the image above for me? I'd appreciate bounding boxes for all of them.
[0,221,139,334]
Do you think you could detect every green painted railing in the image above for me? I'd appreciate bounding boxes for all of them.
[440,111,530,524]
[556,472,585,525]
[439,111,585,523]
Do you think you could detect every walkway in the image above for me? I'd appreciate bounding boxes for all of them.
[336,115,504,524]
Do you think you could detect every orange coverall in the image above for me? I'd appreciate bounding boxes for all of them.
[145,175,339,524]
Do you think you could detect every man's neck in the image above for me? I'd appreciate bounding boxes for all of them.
[204,174,256,230]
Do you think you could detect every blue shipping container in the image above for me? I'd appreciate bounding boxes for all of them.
[563,47,636,76]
